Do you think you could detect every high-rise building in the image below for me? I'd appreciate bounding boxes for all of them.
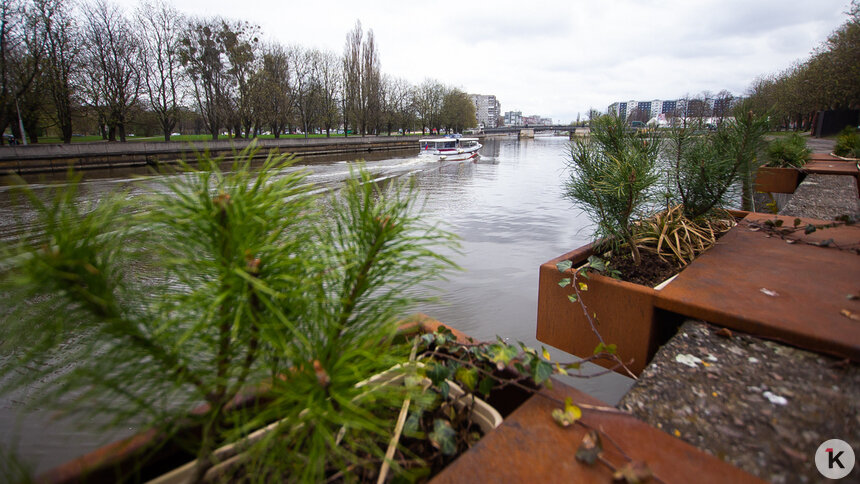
[470,94,501,129]
[504,111,523,126]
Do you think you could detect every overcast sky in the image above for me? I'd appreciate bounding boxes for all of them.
[127,0,851,123]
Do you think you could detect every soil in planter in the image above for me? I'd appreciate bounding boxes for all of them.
[608,250,679,287]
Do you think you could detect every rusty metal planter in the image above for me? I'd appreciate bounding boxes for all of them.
[755,166,803,194]
[35,316,518,484]
[536,243,672,377]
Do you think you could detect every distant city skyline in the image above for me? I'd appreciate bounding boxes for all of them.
[113,0,850,123]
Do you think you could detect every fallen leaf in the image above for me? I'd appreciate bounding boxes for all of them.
[612,461,652,484]
[760,288,779,297]
[673,429,681,437]
[715,328,733,338]
[841,309,860,321]
[575,430,602,465]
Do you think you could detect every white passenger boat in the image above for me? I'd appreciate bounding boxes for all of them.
[418,137,482,161]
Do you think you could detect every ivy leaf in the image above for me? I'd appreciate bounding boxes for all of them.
[438,380,450,400]
[578,282,588,291]
[429,419,457,456]
[404,411,422,437]
[587,255,606,272]
[793,218,802,227]
[774,219,784,227]
[489,343,518,367]
[805,224,816,235]
[455,367,477,392]
[558,277,571,288]
[426,362,451,386]
[575,430,602,465]
[613,461,652,484]
[542,346,551,361]
[593,342,617,355]
[478,376,495,397]
[568,294,578,303]
[552,397,582,427]
[533,360,553,385]
[556,260,572,273]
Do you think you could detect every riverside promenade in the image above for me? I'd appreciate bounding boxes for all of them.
[0,136,423,175]
[620,140,860,482]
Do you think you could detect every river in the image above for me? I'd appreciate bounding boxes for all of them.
[0,135,633,474]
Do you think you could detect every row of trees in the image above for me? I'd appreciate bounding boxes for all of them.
[746,1,859,130]
[0,0,476,144]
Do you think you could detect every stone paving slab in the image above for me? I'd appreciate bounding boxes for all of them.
[780,174,860,220]
[618,320,860,484]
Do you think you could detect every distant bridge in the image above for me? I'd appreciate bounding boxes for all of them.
[481,125,577,134]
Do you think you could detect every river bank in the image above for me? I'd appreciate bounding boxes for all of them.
[0,135,427,175]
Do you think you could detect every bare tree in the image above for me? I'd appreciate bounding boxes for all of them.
[253,42,291,138]
[221,20,259,138]
[136,0,183,141]
[316,49,340,137]
[34,0,77,143]
[342,20,380,136]
[288,45,319,138]
[415,78,444,134]
[80,0,140,142]
[179,17,232,140]
[0,0,43,144]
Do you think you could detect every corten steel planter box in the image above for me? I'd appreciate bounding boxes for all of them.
[35,315,521,484]
[754,166,803,194]
[536,243,673,377]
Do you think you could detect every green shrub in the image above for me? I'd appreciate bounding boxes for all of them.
[765,132,810,167]
[834,126,860,158]
[0,144,458,482]
[564,115,662,265]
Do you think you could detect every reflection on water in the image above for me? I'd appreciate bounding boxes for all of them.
[0,136,633,474]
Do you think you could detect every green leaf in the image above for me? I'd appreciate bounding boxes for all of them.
[558,277,571,288]
[533,360,553,385]
[793,218,802,227]
[478,376,495,397]
[455,367,477,392]
[404,411,422,436]
[586,255,606,272]
[425,362,450,386]
[438,380,450,400]
[774,219,784,227]
[556,260,573,273]
[567,294,578,303]
[429,419,457,456]
[489,342,518,366]
[805,224,816,234]
[593,342,617,355]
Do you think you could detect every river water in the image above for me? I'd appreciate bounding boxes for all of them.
[0,135,633,474]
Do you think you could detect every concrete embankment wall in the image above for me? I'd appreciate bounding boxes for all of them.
[0,136,423,174]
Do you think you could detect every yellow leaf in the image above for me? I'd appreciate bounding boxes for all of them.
[673,429,681,437]
[578,282,588,291]
[542,347,551,361]
[565,398,583,421]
